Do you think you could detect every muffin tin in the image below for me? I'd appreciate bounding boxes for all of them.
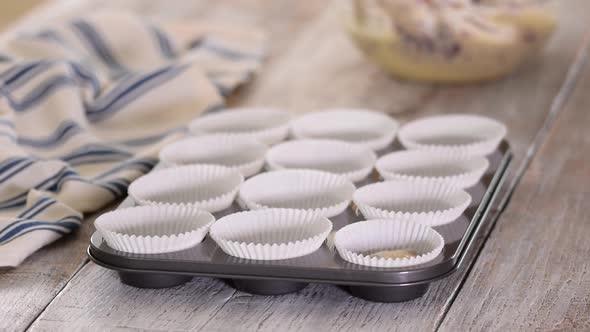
[88,135,511,302]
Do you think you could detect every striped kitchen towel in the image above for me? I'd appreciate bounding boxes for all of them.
[0,11,265,266]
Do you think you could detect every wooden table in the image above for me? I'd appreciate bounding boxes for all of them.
[1,1,589,331]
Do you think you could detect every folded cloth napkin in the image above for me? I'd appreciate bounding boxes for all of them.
[0,11,265,266]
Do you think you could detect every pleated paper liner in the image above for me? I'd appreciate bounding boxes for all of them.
[326,231,337,252]
[290,109,399,151]
[353,179,472,226]
[265,139,377,182]
[189,107,292,145]
[375,149,489,188]
[128,164,243,213]
[95,205,215,254]
[334,219,444,268]
[239,169,355,218]
[209,208,333,260]
[398,114,507,156]
[159,135,267,177]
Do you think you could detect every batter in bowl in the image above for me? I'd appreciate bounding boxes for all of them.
[345,0,557,82]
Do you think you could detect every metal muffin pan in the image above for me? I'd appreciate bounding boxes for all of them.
[88,141,512,302]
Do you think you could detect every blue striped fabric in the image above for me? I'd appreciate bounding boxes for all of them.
[85,64,190,122]
[0,11,264,266]
[17,120,83,148]
[70,19,128,75]
[148,25,177,59]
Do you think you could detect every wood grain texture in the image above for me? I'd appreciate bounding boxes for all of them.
[28,262,466,332]
[439,47,590,332]
[25,1,590,332]
[27,264,237,331]
[0,207,110,331]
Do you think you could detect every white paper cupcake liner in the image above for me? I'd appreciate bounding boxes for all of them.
[290,109,399,151]
[265,139,377,182]
[128,164,244,213]
[209,208,333,260]
[189,107,292,145]
[398,114,507,156]
[326,231,337,252]
[239,169,355,218]
[334,219,444,268]
[159,135,267,177]
[353,180,472,226]
[375,150,489,188]
[95,205,215,254]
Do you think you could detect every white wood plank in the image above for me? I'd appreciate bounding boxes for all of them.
[0,207,106,331]
[28,263,236,331]
[439,37,590,332]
